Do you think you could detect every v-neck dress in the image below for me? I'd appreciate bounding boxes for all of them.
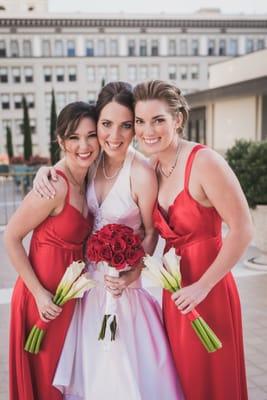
[53,147,184,400]
[9,170,94,400]
[153,145,248,400]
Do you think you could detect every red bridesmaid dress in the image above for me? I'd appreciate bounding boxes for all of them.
[9,170,94,400]
[153,145,248,400]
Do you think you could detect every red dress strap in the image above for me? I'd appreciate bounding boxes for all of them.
[184,144,205,194]
[55,169,70,203]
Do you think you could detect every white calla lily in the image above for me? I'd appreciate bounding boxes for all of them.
[61,273,96,304]
[55,260,85,301]
[163,248,182,288]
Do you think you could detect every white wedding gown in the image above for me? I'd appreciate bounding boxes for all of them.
[53,147,184,400]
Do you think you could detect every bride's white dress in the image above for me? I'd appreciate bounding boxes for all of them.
[53,147,184,400]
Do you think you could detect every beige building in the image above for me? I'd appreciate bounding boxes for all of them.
[0,0,267,156]
[186,49,267,153]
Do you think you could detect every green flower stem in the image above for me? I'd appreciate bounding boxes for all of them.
[34,329,45,354]
[24,325,38,352]
[29,328,41,353]
[110,316,117,341]
[98,314,111,340]
[192,319,214,352]
[199,317,222,350]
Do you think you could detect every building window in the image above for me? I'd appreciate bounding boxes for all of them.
[168,39,176,56]
[139,65,148,80]
[0,40,6,57]
[128,65,137,81]
[0,67,8,83]
[12,67,21,83]
[228,39,238,56]
[14,94,22,109]
[56,67,65,82]
[140,40,147,56]
[87,66,95,81]
[128,40,135,56]
[24,67,33,82]
[15,119,23,135]
[257,39,265,50]
[219,39,226,56]
[55,40,64,57]
[98,40,106,56]
[67,40,76,57]
[151,40,159,56]
[98,66,107,82]
[208,39,216,56]
[110,40,118,56]
[68,92,78,103]
[86,40,94,56]
[191,39,199,56]
[68,66,77,81]
[10,40,19,57]
[56,93,66,112]
[168,65,177,80]
[246,39,254,53]
[110,66,119,81]
[191,64,199,80]
[88,92,96,105]
[150,65,159,79]
[180,39,188,56]
[42,40,51,57]
[26,94,35,108]
[1,94,10,110]
[23,40,32,57]
[30,119,36,134]
[44,66,52,82]
[180,65,188,80]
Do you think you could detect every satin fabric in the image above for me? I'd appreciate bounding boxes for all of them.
[9,170,94,400]
[153,145,248,400]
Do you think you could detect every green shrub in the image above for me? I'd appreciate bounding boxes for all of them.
[226,140,267,208]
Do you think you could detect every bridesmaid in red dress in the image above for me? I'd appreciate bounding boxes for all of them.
[4,102,99,400]
[133,80,253,400]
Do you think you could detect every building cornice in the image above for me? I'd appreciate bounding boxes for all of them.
[1,18,267,29]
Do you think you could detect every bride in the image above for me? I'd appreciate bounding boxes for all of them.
[34,82,184,400]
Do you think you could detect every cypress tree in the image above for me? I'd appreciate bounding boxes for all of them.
[22,95,32,161]
[49,89,60,164]
[6,126,14,159]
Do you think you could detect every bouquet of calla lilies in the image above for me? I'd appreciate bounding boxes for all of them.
[143,248,222,353]
[24,260,96,354]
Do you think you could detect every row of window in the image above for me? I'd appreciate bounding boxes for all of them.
[168,64,199,80]
[2,119,36,135]
[0,37,265,58]
[0,66,33,83]
[1,93,35,110]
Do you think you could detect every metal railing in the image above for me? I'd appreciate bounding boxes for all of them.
[0,171,36,227]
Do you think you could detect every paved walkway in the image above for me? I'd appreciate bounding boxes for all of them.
[1,232,267,399]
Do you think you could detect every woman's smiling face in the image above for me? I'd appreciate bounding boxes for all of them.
[134,99,180,156]
[97,101,134,159]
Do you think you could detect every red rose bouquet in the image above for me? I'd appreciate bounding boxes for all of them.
[87,223,145,341]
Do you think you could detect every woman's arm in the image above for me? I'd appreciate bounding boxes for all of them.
[33,166,58,199]
[4,180,66,321]
[105,157,159,296]
[172,148,253,314]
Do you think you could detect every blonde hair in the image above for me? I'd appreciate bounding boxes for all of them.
[133,80,189,135]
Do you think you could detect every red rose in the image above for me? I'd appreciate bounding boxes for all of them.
[125,247,145,266]
[111,237,127,253]
[99,245,113,262]
[112,253,126,270]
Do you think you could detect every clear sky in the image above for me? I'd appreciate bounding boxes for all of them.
[49,0,267,15]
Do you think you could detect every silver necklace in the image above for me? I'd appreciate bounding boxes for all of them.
[65,162,85,195]
[102,155,123,181]
[159,141,183,178]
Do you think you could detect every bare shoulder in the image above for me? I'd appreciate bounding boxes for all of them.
[132,151,157,183]
[195,147,229,171]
